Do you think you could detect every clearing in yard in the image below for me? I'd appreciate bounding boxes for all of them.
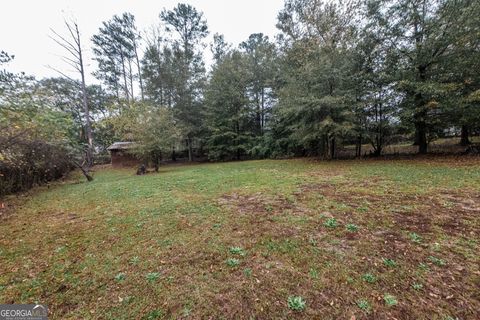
[0,158,479,319]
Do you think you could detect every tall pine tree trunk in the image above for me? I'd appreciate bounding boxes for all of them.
[133,40,145,101]
[128,59,135,101]
[236,120,241,160]
[187,136,193,162]
[120,51,130,104]
[322,134,329,158]
[414,65,428,154]
[414,109,428,154]
[356,135,362,158]
[330,136,336,159]
[460,125,471,146]
[261,87,265,133]
[255,92,261,135]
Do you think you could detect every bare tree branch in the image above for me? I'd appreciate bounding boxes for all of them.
[45,65,78,83]
[50,19,95,178]
[49,29,79,56]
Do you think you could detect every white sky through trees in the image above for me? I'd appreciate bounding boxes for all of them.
[1,0,284,82]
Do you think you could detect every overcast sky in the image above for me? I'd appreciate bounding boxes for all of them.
[1,0,284,82]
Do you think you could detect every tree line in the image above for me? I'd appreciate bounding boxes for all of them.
[1,0,479,193]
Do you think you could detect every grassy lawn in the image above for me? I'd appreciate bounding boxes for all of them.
[1,158,479,319]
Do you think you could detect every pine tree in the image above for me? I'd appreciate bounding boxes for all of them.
[204,51,255,160]
[160,3,209,161]
[276,0,358,158]
[240,34,277,136]
[92,13,142,105]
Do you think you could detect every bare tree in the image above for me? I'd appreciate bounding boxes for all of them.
[50,19,94,180]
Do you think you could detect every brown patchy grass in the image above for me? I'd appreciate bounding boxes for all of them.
[0,157,479,319]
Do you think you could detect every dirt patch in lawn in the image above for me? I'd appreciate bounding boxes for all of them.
[218,192,313,242]
[292,182,480,318]
[295,182,480,236]
[0,201,18,221]
[50,211,82,224]
[215,181,480,318]
[218,192,310,216]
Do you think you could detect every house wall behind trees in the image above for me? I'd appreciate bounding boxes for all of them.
[110,150,141,167]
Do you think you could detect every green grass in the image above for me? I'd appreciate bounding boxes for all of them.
[362,273,376,284]
[357,299,372,313]
[383,294,398,307]
[383,258,398,268]
[346,223,359,232]
[229,246,246,256]
[323,218,338,228]
[1,158,479,319]
[225,258,240,267]
[287,295,306,311]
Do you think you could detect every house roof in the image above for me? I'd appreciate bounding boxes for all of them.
[107,142,136,151]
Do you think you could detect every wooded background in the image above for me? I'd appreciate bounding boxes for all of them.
[1,0,479,196]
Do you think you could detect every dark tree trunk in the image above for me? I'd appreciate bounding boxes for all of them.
[414,65,428,154]
[414,118,428,154]
[187,136,193,162]
[152,151,161,172]
[460,125,471,146]
[322,134,329,158]
[413,96,428,154]
[413,131,420,146]
[74,161,93,181]
[261,87,265,133]
[255,92,261,135]
[171,146,176,161]
[330,136,336,159]
[356,135,362,158]
[235,118,242,160]
[373,130,382,157]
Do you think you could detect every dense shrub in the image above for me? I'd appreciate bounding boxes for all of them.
[0,141,73,197]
